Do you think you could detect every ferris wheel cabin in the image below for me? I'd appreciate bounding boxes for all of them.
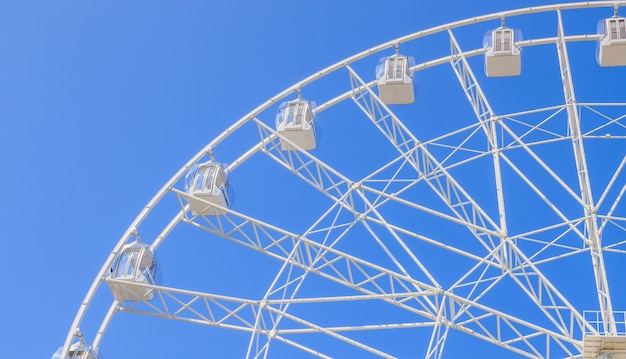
[375,55,415,104]
[184,160,232,216]
[275,99,317,151]
[484,27,522,77]
[51,341,100,359]
[106,241,160,302]
[597,17,626,67]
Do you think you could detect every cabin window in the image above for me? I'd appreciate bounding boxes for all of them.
[214,167,225,188]
[495,29,512,52]
[386,57,407,81]
[115,250,139,277]
[205,166,217,190]
[185,166,196,191]
[195,167,205,191]
[286,102,309,127]
[609,18,626,40]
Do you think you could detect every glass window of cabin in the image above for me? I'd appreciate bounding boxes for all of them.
[74,348,95,359]
[610,19,618,40]
[282,105,291,126]
[386,59,395,80]
[81,349,97,359]
[395,57,405,79]
[305,105,313,124]
[138,249,155,279]
[113,251,130,277]
[205,166,216,191]
[214,166,225,188]
[223,175,229,194]
[386,57,406,81]
[608,18,625,41]
[113,247,152,279]
[292,103,301,126]
[195,167,206,191]
[297,102,308,125]
[113,249,137,277]
[185,165,198,191]
[495,29,512,52]
[405,58,410,77]
[279,101,312,127]
[300,103,308,122]
[281,105,290,126]
[288,102,307,127]
[138,249,153,269]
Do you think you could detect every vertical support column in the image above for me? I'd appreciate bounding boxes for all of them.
[555,10,615,335]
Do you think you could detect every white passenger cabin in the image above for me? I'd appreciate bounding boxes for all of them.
[376,55,415,104]
[184,160,231,216]
[51,341,100,359]
[484,27,522,77]
[275,99,317,151]
[106,241,159,302]
[597,17,626,66]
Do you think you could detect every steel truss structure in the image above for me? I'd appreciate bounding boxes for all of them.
[60,2,626,358]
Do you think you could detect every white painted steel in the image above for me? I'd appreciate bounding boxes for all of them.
[58,2,626,358]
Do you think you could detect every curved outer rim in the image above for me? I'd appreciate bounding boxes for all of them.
[61,1,626,356]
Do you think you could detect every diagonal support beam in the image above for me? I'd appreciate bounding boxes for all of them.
[108,275,580,358]
[447,27,589,339]
[175,189,440,313]
[347,64,502,255]
[448,29,508,242]
[174,191,581,357]
[555,10,615,335]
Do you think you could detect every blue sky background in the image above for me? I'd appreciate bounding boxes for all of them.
[1,1,625,358]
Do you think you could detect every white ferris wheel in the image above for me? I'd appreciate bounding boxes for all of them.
[54,2,626,358]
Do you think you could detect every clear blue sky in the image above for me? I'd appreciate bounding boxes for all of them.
[1,1,625,358]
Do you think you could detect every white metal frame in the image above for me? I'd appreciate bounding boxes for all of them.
[58,2,626,358]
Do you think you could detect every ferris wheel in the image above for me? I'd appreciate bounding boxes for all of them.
[54,2,626,358]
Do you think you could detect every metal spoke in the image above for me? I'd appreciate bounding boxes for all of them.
[555,9,615,334]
